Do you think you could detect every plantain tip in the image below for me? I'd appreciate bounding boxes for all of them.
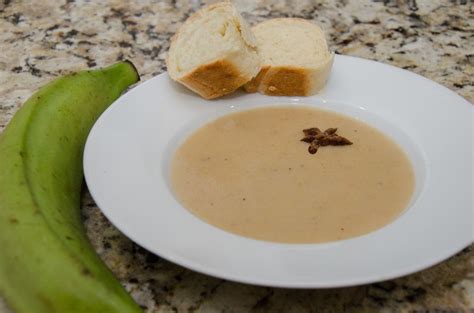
[123,60,141,82]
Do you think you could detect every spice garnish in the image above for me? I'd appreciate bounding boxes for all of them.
[301,127,352,154]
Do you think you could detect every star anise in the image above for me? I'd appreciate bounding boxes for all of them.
[301,127,352,154]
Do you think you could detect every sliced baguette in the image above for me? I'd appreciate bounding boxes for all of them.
[244,18,334,96]
[166,2,260,99]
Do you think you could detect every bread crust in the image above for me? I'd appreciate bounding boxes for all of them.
[259,67,309,96]
[179,59,250,99]
[244,53,333,96]
[242,66,269,93]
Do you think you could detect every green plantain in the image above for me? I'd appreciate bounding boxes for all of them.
[0,61,143,312]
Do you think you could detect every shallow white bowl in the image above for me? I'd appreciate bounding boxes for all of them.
[84,55,473,288]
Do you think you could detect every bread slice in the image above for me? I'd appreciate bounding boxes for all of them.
[166,2,260,99]
[244,18,334,96]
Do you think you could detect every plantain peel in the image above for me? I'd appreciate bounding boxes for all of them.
[0,61,143,313]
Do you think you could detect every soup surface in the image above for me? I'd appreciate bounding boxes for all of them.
[170,106,414,243]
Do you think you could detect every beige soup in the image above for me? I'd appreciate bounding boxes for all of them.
[170,106,414,243]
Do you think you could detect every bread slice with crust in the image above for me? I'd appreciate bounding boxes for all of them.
[244,18,334,96]
[166,2,260,99]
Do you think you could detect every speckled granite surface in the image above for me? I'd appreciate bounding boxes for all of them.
[0,0,473,312]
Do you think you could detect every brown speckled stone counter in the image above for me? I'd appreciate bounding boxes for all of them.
[0,1,473,312]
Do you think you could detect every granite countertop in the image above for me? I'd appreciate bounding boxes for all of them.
[0,0,473,312]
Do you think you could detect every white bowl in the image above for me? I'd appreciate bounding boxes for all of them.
[84,55,473,288]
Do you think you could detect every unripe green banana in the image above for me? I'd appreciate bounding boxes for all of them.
[0,61,143,313]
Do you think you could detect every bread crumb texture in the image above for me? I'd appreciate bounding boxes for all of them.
[167,2,260,99]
